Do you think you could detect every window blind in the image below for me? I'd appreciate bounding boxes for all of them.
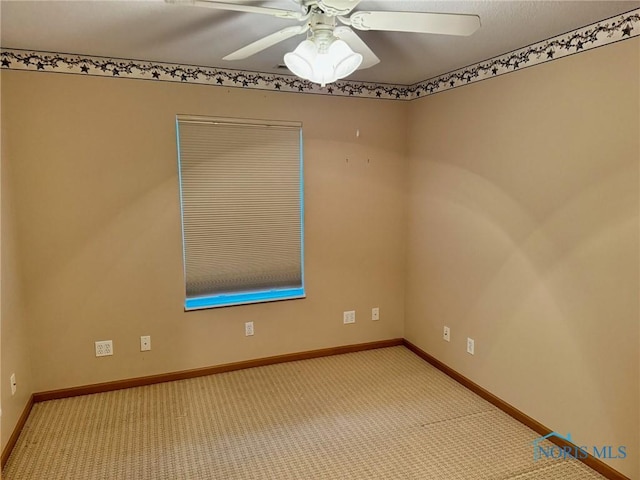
[176,115,304,309]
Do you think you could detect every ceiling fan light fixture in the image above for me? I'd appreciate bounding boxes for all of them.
[284,37,362,87]
[171,0,481,84]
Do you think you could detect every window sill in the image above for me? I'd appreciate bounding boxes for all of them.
[185,287,306,311]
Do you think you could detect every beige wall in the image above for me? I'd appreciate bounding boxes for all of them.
[0,72,408,405]
[406,38,639,479]
[1,74,35,451]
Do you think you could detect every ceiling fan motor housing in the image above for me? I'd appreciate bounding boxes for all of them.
[308,13,337,52]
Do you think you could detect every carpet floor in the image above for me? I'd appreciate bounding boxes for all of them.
[3,346,605,479]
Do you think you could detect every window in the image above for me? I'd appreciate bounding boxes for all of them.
[176,115,304,310]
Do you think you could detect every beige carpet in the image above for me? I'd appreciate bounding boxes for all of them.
[3,346,605,479]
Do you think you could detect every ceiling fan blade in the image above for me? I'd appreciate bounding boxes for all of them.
[165,0,305,20]
[223,25,309,60]
[333,26,379,70]
[348,11,481,36]
[317,0,361,16]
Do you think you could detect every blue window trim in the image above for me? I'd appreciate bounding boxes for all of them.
[177,118,305,311]
[175,117,189,293]
[185,288,306,310]
[299,128,305,298]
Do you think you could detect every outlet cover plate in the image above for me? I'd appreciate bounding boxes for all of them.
[140,335,151,351]
[343,310,356,324]
[372,307,380,321]
[245,321,254,336]
[95,340,113,357]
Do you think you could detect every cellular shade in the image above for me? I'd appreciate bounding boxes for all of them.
[176,116,304,309]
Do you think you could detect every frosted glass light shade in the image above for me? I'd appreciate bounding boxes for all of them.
[283,40,316,80]
[284,37,363,87]
[330,39,362,80]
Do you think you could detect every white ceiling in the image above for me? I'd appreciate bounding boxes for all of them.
[1,0,638,85]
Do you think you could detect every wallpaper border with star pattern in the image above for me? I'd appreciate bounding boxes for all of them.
[1,8,638,101]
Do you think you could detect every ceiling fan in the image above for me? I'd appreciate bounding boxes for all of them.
[167,0,481,86]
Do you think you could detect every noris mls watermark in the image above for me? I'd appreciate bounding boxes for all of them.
[532,432,627,462]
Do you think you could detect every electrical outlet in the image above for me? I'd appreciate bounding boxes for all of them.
[245,321,254,336]
[343,310,356,324]
[443,326,450,342]
[371,307,380,321]
[467,337,475,355]
[10,373,16,396]
[140,335,151,351]
[95,340,113,357]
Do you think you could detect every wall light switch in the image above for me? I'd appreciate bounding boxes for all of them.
[467,337,475,355]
